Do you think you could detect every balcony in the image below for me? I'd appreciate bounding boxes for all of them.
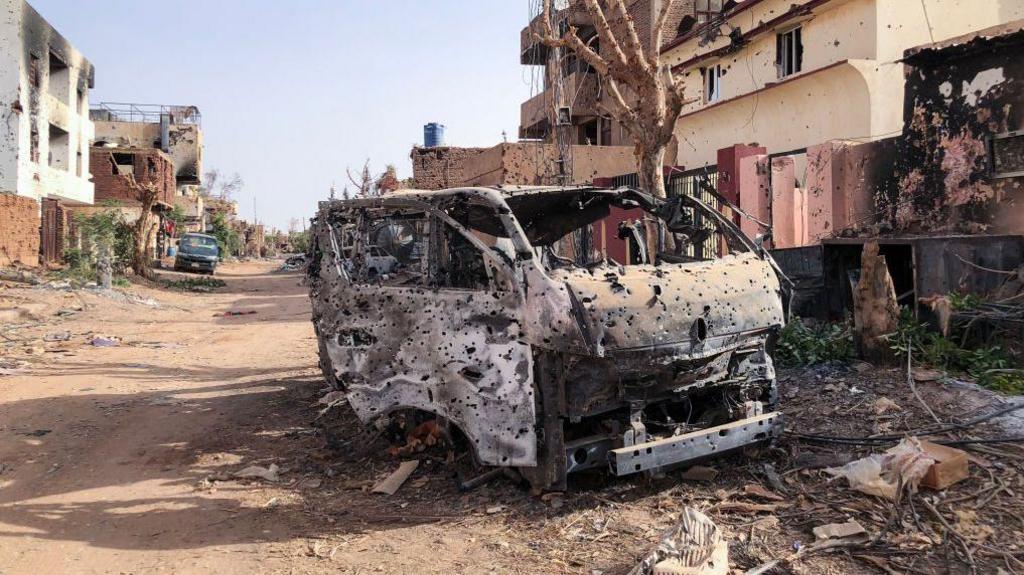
[519,70,601,134]
[520,3,594,65]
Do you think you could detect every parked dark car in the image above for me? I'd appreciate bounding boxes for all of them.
[174,233,220,274]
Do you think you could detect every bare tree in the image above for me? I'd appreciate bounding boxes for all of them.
[346,160,377,198]
[535,0,690,197]
[201,169,244,199]
[128,180,163,280]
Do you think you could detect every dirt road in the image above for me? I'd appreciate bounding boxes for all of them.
[0,261,334,573]
[3,261,1023,575]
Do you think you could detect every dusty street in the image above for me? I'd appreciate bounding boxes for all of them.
[2,261,1024,575]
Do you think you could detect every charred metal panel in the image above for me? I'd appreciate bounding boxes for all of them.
[549,252,783,355]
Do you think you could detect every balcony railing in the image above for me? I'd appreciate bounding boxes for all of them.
[89,102,202,127]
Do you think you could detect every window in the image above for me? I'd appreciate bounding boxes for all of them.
[28,54,40,88]
[578,119,598,145]
[48,124,69,171]
[111,152,135,176]
[776,27,803,78]
[695,0,723,24]
[29,127,39,163]
[47,51,70,103]
[991,131,1024,178]
[600,117,613,146]
[703,64,722,103]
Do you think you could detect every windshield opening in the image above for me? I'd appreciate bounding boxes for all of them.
[502,189,753,270]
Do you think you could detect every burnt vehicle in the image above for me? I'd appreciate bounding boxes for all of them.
[307,186,787,490]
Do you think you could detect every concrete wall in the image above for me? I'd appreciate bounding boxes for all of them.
[0,193,40,266]
[663,0,1020,169]
[890,24,1024,234]
[0,1,94,205]
[412,143,636,190]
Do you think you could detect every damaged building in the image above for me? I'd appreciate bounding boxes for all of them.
[90,102,207,233]
[0,0,95,266]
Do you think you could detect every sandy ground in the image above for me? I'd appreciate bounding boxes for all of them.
[2,260,1023,575]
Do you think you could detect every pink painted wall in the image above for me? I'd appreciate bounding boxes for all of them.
[738,154,771,243]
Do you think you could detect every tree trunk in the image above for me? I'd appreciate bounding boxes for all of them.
[131,207,155,280]
[637,143,667,198]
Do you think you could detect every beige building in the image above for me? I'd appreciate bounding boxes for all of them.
[662,0,1024,169]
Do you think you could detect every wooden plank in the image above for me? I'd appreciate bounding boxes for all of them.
[372,460,419,496]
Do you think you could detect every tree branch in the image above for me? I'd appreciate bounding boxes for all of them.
[651,0,676,67]
[605,0,651,75]
[575,0,630,75]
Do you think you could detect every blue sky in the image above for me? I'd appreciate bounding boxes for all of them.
[32,0,535,231]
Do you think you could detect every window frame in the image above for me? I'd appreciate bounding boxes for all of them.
[703,63,723,104]
[776,26,804,78]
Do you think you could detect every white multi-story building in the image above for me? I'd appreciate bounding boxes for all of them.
[0,0,94,205]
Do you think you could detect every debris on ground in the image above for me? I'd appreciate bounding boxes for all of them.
[824,436,935,501]
[89,336,120,348]
[279,254,308,272]
[627,507,727,575]
[919,440,970,490]
[233,463,282,482]
[214,310,257,317]
[371,460,419,495]
[811,520,866,541]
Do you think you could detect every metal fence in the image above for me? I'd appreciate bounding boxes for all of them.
[612,168,721,259]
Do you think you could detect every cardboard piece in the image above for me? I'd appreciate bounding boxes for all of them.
[372,460,420,495]
[919,441,969,490]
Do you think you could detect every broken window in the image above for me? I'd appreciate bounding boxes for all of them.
[29,127,39,163]
[991,131,1024,178]
[111,153,135,176]
[47,51,70,103]
[48,124,69,171]
[28,54,40,89]
[703,63,722,103]
[578,119,599,145]
[694,0,723,24]
[776,27,803,78]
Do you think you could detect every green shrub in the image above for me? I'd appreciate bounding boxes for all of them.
[775,317,855,367]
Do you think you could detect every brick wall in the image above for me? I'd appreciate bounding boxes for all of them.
[0,193,41,267]
[410,147,488,190]
[90,148,176,206]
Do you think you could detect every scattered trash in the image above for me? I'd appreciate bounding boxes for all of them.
[628,507,727,575]
[371,460,419,495]
[680,465,718,482]
[295,477,323,490]
[812,520,867,541]
[24,429,51,437]
[825,437,935,501]
[214,310,258,317]
[919,440,970,490]
[262,497,280,510]
[43,331,71,342]
[485,505,505,515]
[90,336,120,348]
[234,463,281,482]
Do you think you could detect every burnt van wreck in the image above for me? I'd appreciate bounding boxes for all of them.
[307,186,787,490]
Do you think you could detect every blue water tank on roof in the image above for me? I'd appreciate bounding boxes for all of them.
[424,123,446,148]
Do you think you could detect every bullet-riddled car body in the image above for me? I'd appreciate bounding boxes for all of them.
[307,186,786,490]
